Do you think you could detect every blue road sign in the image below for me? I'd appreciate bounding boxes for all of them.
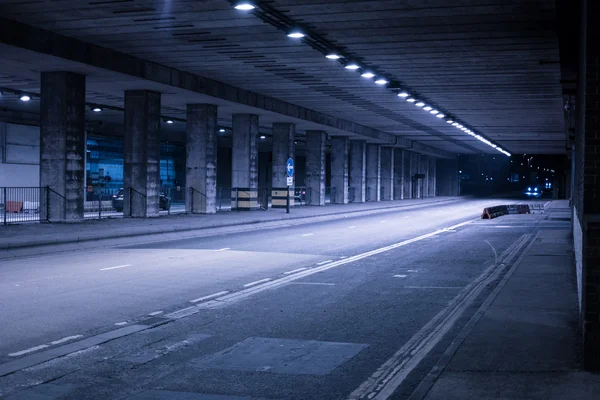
[286,158,294,177]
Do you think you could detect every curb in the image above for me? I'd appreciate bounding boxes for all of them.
[0,198,459,252]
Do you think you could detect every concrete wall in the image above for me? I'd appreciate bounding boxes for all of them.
[436,159,459,196]
[0,122,41,187]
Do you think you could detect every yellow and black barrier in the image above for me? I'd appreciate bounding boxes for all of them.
[271,187,294,209]
[231,188,258,211]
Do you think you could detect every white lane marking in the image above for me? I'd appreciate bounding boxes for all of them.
[348,226,357,229]
[316,260,333,266]
[404,286,463,289]
[484,239,498,264]
[403,216,410,219]
[380,220,387,223]
[190,291,230,304]
[243,278,272,287]
[9,344,50,357]
[214,248,230,252]
[284,267,308,275]
[114,322,128,326]
[148,311,163,316]
[100,264,131,271]
[394,275,408,278]
[407,269,419,272]
[50,335,83,345]
[289,282,336,286]
[166,306,199,320]
[492,226,513,228]
[301,233,314,237]
[340,256,348,259]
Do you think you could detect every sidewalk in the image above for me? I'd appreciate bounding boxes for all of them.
[412,202,600,399]
[0,196,460,251]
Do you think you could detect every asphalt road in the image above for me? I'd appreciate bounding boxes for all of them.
[0,197,543,399]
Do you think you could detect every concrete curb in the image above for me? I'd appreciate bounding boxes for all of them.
[0,198,458,251]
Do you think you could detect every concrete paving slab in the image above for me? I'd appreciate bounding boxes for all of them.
[513,255,574,275]
[4,383,77,399]
[127,391,268,400]
[493,274,576,311]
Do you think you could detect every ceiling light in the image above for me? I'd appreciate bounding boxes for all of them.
[361,71,375,79]
[423,106,432,111]
[166,119,174,124]
[397,92,410,98]
[260,135,266,139]
[233,1,256,10]
[429,109,439,115]
[287,29,305,39]
[326,53,341,60]
[92,107,102,112]
[20,95,31,102]
[452,123,459,127]
[446,119,454,124]
[415,102,425,107]
[375,79,388,85]
[219,128,226,133]
[436,114,445,118]
[456,124,463,128]
[406,98,417,103]
[345,63,360,70]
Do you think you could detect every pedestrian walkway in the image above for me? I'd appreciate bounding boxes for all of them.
[0,197,460,252]
[412,201,600,399]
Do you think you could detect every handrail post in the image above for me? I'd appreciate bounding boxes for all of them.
[46,186,50,222]
[190,187,194,214]
[3,187,6,226]
[236,187,239,211]
[98,191,102,219]
[129,187,133,217]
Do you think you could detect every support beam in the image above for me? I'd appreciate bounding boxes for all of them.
[403,150,413,199]
[331,137,349,204]
[393,149,404,200]
[420,155,430,198]
[123,90,161,218]
[349,141,366,203]
[305,130,327,206]
[271,123,295,209]
[40,71,86,222]
[186,104,218,214]
[232,114,259,210]
[410,152,420,198]
[381,147,394,201]
[428,157,437,197]
[366,144,381,202]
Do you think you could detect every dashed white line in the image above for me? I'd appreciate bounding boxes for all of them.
[214,248,230,252]
[190,291,230,304]
[380,220,387,223]
[404,286,462,289]
[284,267,308,275]
[290,282,336,286]
[100,264,131,271]
[403,216,410,219]
[243,278,272,287]
[166,306,199,319]
[50,335,83,345]
[114,322,128,326]
[348,226,357,229]
[9,344,49,357]
[148,311,163,316]
[394,275,408,278]
[301,233,314,237]
[316,260,333,266]
[407,269,419,273]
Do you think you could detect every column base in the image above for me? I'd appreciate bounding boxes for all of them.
[271,188,294,208]
[231,188,259,211]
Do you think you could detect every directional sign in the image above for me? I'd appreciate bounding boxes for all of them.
[286,158,295,177]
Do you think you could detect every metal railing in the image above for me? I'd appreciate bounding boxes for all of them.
[1,187,43,224]
[188,187,207,214]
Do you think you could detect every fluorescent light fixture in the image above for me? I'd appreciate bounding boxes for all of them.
[361,71,375,78]
[452,123,459,127]
[436,114,445,118]
[446,119,454,124]
[345,63,360,70]
[375,79,388,85]
[20,95,31,102]
[397,92,410,98]
[456,124,463,128]
[260,135,266,139]
[234,1,256,10]
[406,98,417,103]
[415,102,425,107]
[92,107,102,112]
[166,119,174,124]
[219,128,226,133]
[429,109,439,115]
[326,53,341,60]
[423,106,432,111]
[287,29,305,39]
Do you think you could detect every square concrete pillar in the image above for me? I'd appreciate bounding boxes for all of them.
[271,123,295,209]
[305,130,327,206]
[123,90,161,218]
[410,152,420,198]
[394,149,404,200]
[403,150,413,199]
[420,155,429,198]
[186,104,218,214]
[428,157,437,197]
[381,147,394,201]
[232,114,259,210]
[331,137,349,204]
[366,144,381,202]
[436,159,459,196]
[350,141,366,203]
[40,71,86,222]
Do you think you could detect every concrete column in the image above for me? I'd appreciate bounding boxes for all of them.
[271,123,295,209]
[428,157,437,197]
[420,155,429,198]
[410,152,420,198]
[436,159,459,196]
[186,104,218,214]
[232,114,259,210]
[381,147,394,201]
[331,137,349,204]
[350,141,366,203]
[366,144,381,202]
[393,149,404,200]
[404,150,413,199]
[123,90,161,218]
[40,71,86,222]
[305,130,327,206]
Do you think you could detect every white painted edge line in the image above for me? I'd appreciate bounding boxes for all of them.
[9,344,50,357]
[243,278,272,287]
[316,260,333,266]
[283,267,308,275]
[100,264,131,271]
[190,291,230,304]
[394,275,408,278]
[148,311,163,316]
[214,248,230,252]
[301,233,314,237]
[166,306,198,319]
[50,335,83,346]
[289,282,335,286]
[114,322,128,326]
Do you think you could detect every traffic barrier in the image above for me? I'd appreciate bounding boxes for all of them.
[482,204,531,219]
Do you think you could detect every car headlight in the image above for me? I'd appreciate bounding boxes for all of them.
[534,188,538,192]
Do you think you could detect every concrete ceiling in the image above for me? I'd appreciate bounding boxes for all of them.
[0,0,567,155]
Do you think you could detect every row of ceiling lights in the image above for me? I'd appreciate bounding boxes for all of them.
[232,1,511,157]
